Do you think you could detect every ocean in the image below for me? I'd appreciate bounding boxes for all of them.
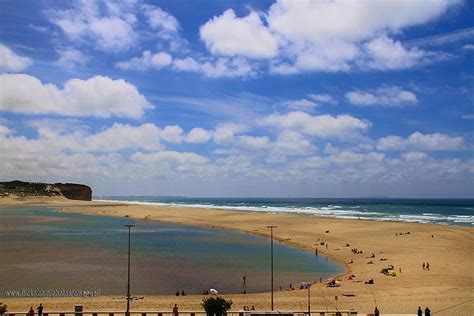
[96,197,474,226]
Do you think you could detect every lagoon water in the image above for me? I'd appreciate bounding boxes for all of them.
[0,206,344,295]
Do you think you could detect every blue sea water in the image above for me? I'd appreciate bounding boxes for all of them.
[96,197,474,226]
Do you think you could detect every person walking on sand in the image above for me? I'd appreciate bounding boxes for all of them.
[425,307,431,316]
[417,306,422,316]
[422,262,425,270]
[172,304,179,316]
[37,304,43,316]
[426,262,430,271]
[374,306,380,316]
[28,307,34,316]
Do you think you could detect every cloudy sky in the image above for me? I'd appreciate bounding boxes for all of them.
[0,0,473,197]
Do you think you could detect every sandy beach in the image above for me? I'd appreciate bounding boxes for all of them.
[1,196,473,315]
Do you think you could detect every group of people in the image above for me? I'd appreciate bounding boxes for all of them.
[418,306,431,316]
[175,290,186,296]
[242,305,255,311]
[27,304,43,316]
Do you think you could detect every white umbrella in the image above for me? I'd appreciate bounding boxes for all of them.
[209,288,219,295]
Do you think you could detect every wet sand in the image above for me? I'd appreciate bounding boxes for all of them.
[1,196,473,315]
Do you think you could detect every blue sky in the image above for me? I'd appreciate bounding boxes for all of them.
[0,0,473,197]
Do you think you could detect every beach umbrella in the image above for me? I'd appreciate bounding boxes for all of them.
[210,288,219,295]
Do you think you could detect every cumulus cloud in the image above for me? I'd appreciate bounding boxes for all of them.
[261,111,370,138]
[213,123,248,144]
[0,44,32,72]
[116,50,172,70]
[142,4,179,36]
[377,132,465,151]
[237,135,270,150]
[362,35,431,70]
[48,1,137,52]
[173,56,257,78]
[57,47,88,68]
[198,0,460,74]
[0,74,153,119]
[186,128,213,144]
[200,9,278,59]
[270,130,316,156]
[345,86,418,107]
[308,93,338,105]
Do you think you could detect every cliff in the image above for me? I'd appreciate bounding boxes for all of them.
[0,180,92,201]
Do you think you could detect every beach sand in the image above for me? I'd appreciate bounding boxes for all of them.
[1,196,473,315]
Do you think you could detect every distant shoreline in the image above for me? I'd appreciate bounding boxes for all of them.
[92,196,474,227]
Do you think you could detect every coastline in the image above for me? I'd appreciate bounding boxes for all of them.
[1,196,473,315]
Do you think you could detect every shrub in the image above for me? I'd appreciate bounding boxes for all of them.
[0,303,7,315]
[201,296,233,316]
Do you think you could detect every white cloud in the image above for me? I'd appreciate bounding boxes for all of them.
[173,56,256,78]
[213,123,248,145]
[377,132,465,151]
[47,1,137,52]
[200,9,278,59]
[461,114,474,120]
[116,50,172,71]
[267,0,457,44]
[270,131,316,156]
[237,135,270,150]
[362,35,430,70]
[198,0,460,74]
[0,44,32,73]
[0,124,12,137]
[186,128,212,144]
[132,151,208,166]
[261,111,370,138]
[173,57,201,72]
[57,48,88,68]
[142,4,179,36]
[308,93,338,105]
[28,24,49,33]
[160,125,184,143]
[402,152,428,162]
[84,123,162,152]
[0,74,153,119]
[203,57,257,78]
[329,151,385,165]
[282,99,318,111]
[345,86,418,107]
[463,44,474,51]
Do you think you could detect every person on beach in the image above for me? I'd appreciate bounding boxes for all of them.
[417,306,422,316]
[28,307,34,316]
[425,307,431,316]
[181,290,185,296]
[172,304,179,316]
[36,304,43,316]
[175,290,180,296]
[374,306,380,316]
[426,262,430,271]
[422,262,425,270]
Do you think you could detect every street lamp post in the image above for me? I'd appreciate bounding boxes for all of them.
[124,224,135,316]
[266,225,277,311]
[307,284,311,316]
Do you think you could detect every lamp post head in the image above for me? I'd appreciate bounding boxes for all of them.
[266,225,277,229]
[124,224,135,228]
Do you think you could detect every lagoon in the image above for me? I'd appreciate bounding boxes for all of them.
[0,206,344,295]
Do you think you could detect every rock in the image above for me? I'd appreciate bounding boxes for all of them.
[0,180,92,201]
